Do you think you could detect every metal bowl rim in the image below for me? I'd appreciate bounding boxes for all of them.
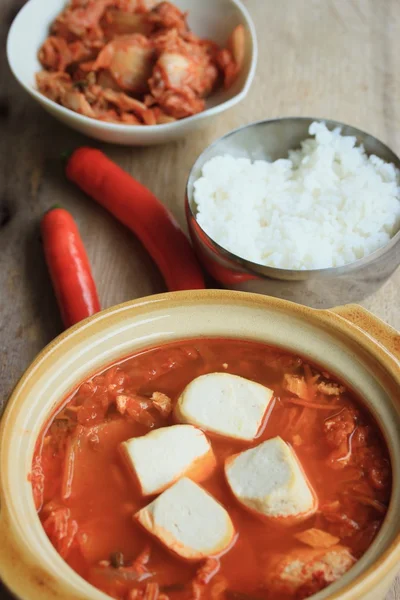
[186,116,400,278]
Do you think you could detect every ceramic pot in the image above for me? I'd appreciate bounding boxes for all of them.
[0,290,399,600]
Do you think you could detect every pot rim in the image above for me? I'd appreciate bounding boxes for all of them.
[1,289,399,600]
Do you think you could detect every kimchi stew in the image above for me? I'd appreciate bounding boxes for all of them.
[31,338,391,600]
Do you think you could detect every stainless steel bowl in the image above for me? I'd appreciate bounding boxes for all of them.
[186,117,400,308]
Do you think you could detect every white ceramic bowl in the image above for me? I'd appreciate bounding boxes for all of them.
[7,0,257,146]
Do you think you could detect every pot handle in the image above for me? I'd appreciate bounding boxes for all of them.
[330,304,400,362]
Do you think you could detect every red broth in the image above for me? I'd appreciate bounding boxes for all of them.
[31,339,391,600]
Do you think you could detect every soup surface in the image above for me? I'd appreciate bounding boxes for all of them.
[32,339,391,600]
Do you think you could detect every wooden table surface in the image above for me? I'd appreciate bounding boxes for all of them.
[0,0,399,598]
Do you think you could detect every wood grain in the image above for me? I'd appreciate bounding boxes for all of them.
[0,0,399,598]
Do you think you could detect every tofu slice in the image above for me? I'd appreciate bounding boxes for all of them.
[174,373,274,441]
[225,436,317,523]
[121,424,215,496]
[135,478,236,561]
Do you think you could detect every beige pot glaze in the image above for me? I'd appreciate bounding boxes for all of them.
[0,290,399,600]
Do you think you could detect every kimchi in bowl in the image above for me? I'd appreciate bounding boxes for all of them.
[0,290,400,600]
[6,0,257,146]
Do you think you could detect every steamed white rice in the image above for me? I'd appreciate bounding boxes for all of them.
[193,121,400,270]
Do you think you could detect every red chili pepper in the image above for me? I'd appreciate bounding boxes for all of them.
[41,207,101,329]
[65,148,205,292]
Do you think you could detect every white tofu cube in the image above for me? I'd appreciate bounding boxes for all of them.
[225,436,317,523]
[135,478,236,561]
[121,424,215,496]
[174,373,274,441]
